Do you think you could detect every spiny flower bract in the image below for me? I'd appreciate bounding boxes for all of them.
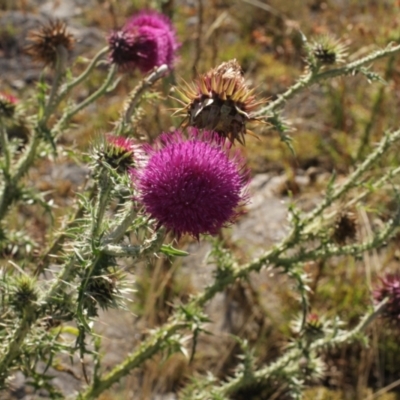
[133,129,250,239]
[173,59,265,145]
[373,272,400,325]
[25,20,75,66]
[108,10,179,73]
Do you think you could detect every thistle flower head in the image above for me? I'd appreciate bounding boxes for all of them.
[306,34,347,67]
[373,272,400,325]
[133,129,250,239]
[173,59,265,145]
[292,313,324,341]
[108,10,179,73]
[25,20,75,66]
[96,134,139,173]
[0,93,18,118]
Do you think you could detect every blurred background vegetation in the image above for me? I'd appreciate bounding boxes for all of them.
[1,0,400,399]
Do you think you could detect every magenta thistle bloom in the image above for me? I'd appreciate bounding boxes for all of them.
[373,272,400,325]
[134,129,250,239]
[108,10,179,73]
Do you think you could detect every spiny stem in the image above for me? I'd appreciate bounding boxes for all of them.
[59,46,109,99]
[116,64,168,135]
[255,43,400,117]
[76,321,187,400]
[102,206,136,244]
[0,46,67,221]
[302,129,400,228]
[55,64,117,133]
[199,299,388,398]
[0,120,10,177]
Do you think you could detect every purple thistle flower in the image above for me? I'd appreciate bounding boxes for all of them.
[373,272,400,325]
[133,129,250,239]
[108,10,179,73]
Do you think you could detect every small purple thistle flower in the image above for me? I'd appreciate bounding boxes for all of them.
[99,134,139,172]
[108,10,179,73]
[133,129,250,239]
[107,134,135,152]
[373,272,400,325]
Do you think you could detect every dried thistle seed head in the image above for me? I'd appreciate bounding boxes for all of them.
[332,210,357,245]
[173,59,265,145]
[87,275,116,305]
[25,20,75,66]
[0,93,17,118]
[307,34,347,66]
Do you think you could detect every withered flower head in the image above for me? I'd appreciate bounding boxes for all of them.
[332,210,357,245]
[173,59,264,145]
[25,20,75,66]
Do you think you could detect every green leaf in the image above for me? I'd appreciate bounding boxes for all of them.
[160,244,189,257]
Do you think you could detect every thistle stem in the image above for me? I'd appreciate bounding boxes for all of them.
[59,46,109,98]
[0,119,11,177]
[77,321,187,400]
[55,64,117,133]
[116,64,168,135]
[254,43,400,117]
[189,299,388,399]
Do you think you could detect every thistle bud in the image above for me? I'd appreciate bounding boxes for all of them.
[84,274,118,317]
[0,93,17,119]
[306,35,347,68]
[292,313,325,342]
[10,276,38,312]
[95,135,138,173]
[25,20,75,67]
[173,59,264,145]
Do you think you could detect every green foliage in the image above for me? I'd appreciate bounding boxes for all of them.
[0,2,400,399]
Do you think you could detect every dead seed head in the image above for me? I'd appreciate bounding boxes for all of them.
[172,59,265,145]
[25,20,75,66]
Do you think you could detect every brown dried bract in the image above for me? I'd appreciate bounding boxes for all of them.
[25,20,75,66]
[172,59,266,145]
[332,210,358,245]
